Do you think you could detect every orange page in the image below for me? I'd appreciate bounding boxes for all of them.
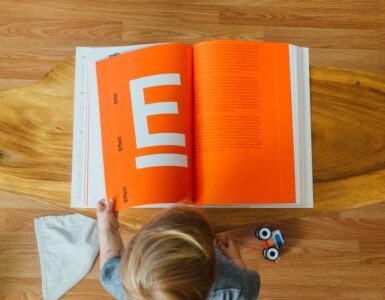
[193,40,296,205]
[96,44,193,210]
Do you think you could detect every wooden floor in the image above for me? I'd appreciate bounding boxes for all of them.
[1,1,385,299]
[1,191,385,300]
[0,0,384,91]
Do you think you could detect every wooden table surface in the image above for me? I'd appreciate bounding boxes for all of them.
[0,0,384,232]
[0,57,384,231]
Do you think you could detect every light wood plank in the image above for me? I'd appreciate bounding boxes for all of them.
[0,79,36,91]
[310,48,381,71]
[0,1,219,23]
[263,26,380,50]
[258,285,385,300]
[219,6,382,29]
[122,21,264,44]
[1,193,385,299]
[179,0,382,11]
[0,17,122,41]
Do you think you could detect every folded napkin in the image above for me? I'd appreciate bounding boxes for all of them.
[34,214,99,300]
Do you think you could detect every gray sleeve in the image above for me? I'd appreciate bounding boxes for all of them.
[99,256,128,300]
[241,268,261,299]
[211,249,261,299]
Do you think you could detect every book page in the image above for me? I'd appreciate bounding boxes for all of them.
[71,44,158,209]
[193,40,296,205]
[96,44,193,210]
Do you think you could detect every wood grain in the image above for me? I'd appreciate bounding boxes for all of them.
[0,0,384,90]
[0,1,385,298]
[218,6,383,29]
[1,56,385,231]
[1,192,385,299]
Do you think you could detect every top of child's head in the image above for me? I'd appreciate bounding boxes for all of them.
[120,204,216,300]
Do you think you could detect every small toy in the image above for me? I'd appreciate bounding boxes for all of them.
[255,226,284,262]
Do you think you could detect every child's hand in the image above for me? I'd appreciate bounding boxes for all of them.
[216,234,246,268]
[97,198,124,268]
[97,198,119,232]
[216,234,241,260]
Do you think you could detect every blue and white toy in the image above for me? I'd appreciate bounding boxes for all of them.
[255,226,284,262]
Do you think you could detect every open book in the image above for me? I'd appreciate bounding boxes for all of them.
[71,40,313,210]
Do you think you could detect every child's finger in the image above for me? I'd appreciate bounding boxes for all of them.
[105,198,115,211]
[97,199,105,211]
[216,233,225,243]
[221,234,229,247]
[216,240,224,250]
[217,239,227,250]
[227,236,236,248]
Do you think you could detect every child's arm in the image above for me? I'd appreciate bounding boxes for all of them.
[97,198,124,269]
[216,234,247,269]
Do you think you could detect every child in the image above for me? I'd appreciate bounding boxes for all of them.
[97,198,260,300]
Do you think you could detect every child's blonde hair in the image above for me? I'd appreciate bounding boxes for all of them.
[121,204,216,300]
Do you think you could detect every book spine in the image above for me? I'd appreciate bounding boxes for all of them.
[71,47,88,208]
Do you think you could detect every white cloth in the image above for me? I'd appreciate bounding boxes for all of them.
[34,214,99,300]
